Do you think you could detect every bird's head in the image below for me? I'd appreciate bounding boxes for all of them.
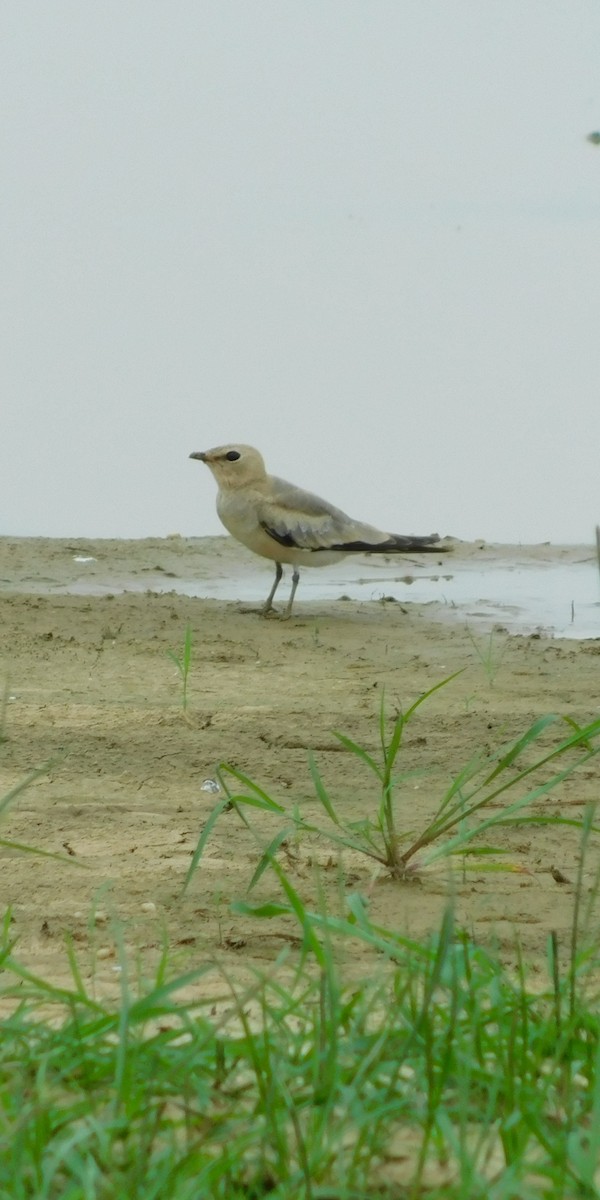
[189,444,267,490]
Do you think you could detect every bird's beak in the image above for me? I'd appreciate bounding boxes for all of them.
[189,451,207,462]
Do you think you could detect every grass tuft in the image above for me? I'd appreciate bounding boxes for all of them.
[188,677,600,889]
[166,624,193,713]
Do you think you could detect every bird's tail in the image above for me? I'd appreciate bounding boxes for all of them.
[388,533,445,552]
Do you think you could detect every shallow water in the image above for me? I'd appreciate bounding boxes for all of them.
[155,559,599,639]
[4,538,598,639]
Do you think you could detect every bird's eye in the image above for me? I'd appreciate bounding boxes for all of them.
[225,450,241,462]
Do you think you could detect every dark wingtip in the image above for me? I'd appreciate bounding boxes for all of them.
[331,533,450,553]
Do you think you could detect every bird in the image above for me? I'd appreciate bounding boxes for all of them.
[190,443,446,618]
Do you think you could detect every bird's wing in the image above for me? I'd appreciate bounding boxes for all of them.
[257,476,399,553]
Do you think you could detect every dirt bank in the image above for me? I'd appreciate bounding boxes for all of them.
[0,536,599,1000]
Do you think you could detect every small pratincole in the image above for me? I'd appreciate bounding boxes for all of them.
[190,443,446,618]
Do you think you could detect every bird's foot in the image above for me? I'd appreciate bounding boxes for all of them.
[260,604,295,620]
[236,601,281,618]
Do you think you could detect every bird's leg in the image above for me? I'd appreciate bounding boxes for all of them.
[261,562,283,616]
[281,568,300,621]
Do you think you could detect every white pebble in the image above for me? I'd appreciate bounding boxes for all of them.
[573,1073,589,1089]
[96,946,113,960]
[141,902,156,914]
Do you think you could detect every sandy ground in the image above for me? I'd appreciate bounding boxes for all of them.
[0,536,599,1003]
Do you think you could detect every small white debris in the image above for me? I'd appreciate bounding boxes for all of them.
[573,1073,589,1089]
[201,779,220,794]
[73,555,97,564]
[398,1064,416,1081]
[141,901,156,914]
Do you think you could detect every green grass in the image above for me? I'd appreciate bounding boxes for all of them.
[0,763,79,864]
[465,626,507,686]
[185,676,600,890]
[0,678,10,744]
[166,624,193,713]
[3,828,600,1198]
[3,686,600,1196]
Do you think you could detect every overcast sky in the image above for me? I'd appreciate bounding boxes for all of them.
[2,2,599,544]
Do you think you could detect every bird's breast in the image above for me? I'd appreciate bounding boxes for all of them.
[216,490,282,562]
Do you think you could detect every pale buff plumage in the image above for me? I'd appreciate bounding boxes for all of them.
[190,443,445,618]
